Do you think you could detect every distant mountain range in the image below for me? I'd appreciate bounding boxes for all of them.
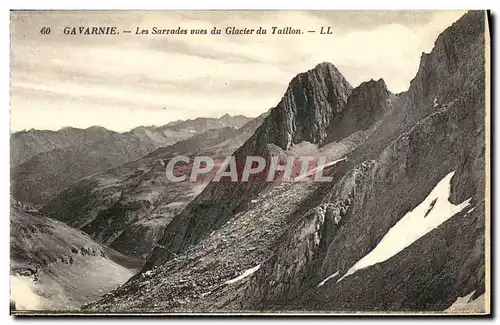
[11,114,252,205]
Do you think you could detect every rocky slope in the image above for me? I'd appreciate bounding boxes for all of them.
[11,114,251,205]
[84,11,487,314]
[41,113,267,259]
[10,201,143,311]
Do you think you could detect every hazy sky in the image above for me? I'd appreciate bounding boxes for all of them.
[10,10,466,132]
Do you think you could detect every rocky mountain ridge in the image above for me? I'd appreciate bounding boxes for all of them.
[11,114,252,205]
[12,114,252,167]
[144,62,355,267]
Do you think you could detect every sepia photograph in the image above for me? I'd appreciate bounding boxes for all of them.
[9,9,490,315]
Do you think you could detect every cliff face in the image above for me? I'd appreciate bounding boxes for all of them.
[254,62,353,151]
[241,10,486,311]
[325,78,393,143]
[243,89,485,310]
[145,13,486,279]
[83,11,486,313]
[404,11,485,124]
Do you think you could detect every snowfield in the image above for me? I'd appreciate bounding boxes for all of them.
[338,171,472,282]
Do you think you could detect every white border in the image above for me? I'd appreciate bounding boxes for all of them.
[1,0,499,10]
[2,1,498,325]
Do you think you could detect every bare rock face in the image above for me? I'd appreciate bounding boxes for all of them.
[257,62,353,150]
[325,78,393,143]
[244,92,484,310]
[239,11,486,312]
[404,11,485,124]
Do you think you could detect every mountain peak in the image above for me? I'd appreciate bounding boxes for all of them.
[85,125,108,131]
[296,62,344,82]
[324,76,393,143]
[85,126,111,135]
[313,61,339,71]
[267,63,352,148]
[355,78,390,95]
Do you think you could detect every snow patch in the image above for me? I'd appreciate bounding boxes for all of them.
[295,157,347,181]
[324,157,348,168]
[317,270,340,287]
[10,275,43,310]
[445,291,485,313]
[225,265,261,285]
[191,183,209,197]
[165,201,186,209]
[338,171,471,282]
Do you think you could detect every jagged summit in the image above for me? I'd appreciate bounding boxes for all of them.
[218,113,250,126]
[252,62,352,150]
[290,62,348,91]
[356,78,389,92]
[313,61,340,71]
[323,76,393,144]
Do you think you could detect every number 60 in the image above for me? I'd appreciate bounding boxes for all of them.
[40,27,51,35]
